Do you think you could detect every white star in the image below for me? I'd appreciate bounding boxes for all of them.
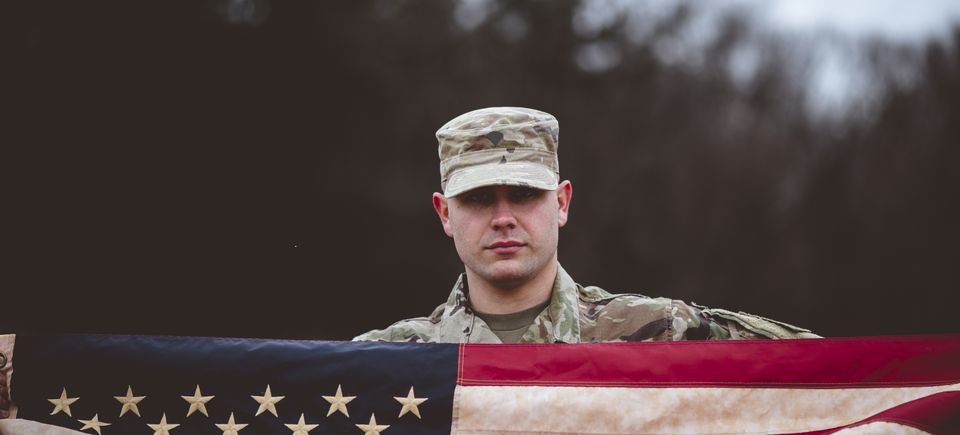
[394,387,428,419]
[251,384,285,417]
[48,388,79,417]
[322,384,356,417]
[146,413,180,435]
[215,412,248,435]
[284,413,318,435]
[114,385,146,417]
[181,384,214,417]
[355,413,389,435]
[78,414,111,435]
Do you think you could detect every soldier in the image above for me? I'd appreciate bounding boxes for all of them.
[354,107,818,343]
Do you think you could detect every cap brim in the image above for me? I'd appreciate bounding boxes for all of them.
[444,162,558,197]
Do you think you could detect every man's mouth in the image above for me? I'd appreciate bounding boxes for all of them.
[487,240,525,254]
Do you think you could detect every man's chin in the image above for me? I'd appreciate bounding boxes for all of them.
[480,263,534,288]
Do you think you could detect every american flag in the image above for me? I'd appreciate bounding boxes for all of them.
[1,334,958,434]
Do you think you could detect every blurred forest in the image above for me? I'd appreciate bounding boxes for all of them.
[5,0,959,339]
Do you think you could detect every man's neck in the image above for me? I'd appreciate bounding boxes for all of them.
[465,260,557,315]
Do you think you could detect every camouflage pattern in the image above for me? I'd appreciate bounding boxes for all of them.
[353,264,819,343]
[436,107,560,197]
[358,107,818,343]
[0,379,8,419]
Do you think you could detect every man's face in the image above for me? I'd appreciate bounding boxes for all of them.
[433,181,572,289]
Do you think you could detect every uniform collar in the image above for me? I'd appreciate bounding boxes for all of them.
[538,264,582,343]
[436,263,582,343]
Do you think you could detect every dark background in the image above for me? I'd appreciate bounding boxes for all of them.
[5,0,959,339]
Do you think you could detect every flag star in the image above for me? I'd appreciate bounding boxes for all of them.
[114,385,146,417]
[394,386,428,419]
[251,384,285,417]
[181,384,215,417]
[215,412,248,435]
[284,413,318,435]
[322,384,356,417]
[355,413,389,435]
[48,388,79,417]
[78,414,111,435]
[147,413,180,435]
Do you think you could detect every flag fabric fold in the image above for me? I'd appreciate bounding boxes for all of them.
[0,334,957,434]
[452,337,960,434]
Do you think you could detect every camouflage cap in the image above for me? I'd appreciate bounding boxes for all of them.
[436,107,560,197]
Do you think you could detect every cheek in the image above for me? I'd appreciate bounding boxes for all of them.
[522,208,559,239]
[448,209,483,241]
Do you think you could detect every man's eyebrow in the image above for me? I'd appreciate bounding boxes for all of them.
[511,187,542,193]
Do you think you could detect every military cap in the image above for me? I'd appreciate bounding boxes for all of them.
[436,107,560,197]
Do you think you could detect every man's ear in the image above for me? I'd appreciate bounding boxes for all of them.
[433,192,454,237]
[557,180,573,228]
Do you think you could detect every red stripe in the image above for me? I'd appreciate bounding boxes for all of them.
[458,335,960,388]
[787,391,960,434]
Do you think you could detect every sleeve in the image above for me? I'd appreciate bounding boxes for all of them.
[670,300,821,340]
[352,326,423,342]
[352,317,437,343]
[1,335,13,420]
[353,303,448,342]
[0,370,8,420]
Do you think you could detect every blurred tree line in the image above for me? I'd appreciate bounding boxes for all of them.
[5,0,958,338]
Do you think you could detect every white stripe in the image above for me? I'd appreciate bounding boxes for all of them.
[451,382,960,434]
[833,421,931,435]
[0,419,86,435]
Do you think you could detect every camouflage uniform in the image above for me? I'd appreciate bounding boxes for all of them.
[353,264,818,343]
[355,107,818,343]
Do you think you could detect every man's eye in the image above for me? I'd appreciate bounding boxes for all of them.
[510,188,540,201]
[464,191,494,204]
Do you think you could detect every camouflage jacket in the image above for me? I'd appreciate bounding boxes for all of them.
[353,264,819,343]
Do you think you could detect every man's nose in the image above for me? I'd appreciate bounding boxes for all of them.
[491,199,517,230]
